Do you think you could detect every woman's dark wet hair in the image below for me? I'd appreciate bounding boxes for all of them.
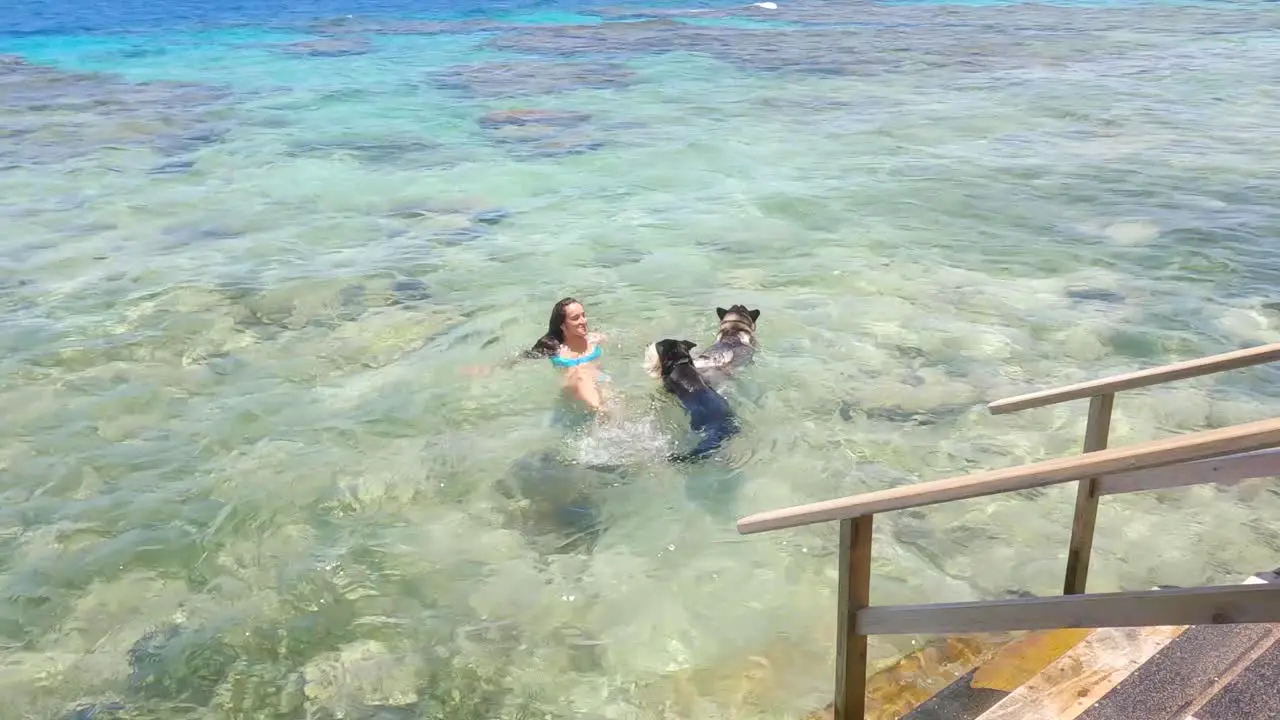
[525,296,580,359]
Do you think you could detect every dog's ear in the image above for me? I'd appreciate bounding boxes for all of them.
[716,307,728,321]
[643,343,662,378]
[749,308,760,322]
[680,340,697,354]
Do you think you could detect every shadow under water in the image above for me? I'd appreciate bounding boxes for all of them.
[495,449,625,555]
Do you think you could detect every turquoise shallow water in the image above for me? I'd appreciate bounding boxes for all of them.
[4,0,1280,717]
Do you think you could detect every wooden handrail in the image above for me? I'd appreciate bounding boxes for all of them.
[987,342,1280,415]
[736,416,1280,535]
[738,440,1280,720]
[983,342,1280,595]
[736,340,1280,720]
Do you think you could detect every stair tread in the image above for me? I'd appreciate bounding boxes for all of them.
[1075,622,1278,720]
[905,569,1280,720]
[1193,633,1280,720]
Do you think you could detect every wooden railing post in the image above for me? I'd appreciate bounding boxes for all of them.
[835,515,874,720]
[1063,393,1114,595]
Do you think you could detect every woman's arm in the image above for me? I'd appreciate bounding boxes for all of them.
[565,367,605,414]
[462,358,511,377]
[461,348,542,377]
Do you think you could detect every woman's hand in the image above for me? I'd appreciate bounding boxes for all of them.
[461,364,493,378]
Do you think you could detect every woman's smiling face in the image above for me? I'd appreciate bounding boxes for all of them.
[559,302,588,341]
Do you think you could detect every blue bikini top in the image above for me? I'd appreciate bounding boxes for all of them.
[550,343,601,368]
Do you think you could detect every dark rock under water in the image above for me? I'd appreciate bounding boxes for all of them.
[162,221,244,245]
[126,621,238,706]
[284,137,450,167]
[147,158,198,175]
[839,400,975,426]
[470,208,510,225]
[278,37,374,57]
[304,16,508,37]
[477,108,592,129]
[0,56,237,170]
[474,5,1222,79]
[60,702,129,720]
[390,277,431,304]
[1066,286,1126,304]
[430,60,636,99]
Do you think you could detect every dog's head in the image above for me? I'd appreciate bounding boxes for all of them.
[645,338,697,379]
[716,304,760,336]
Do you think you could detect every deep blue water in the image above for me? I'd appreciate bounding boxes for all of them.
[0,0,730,34]
[1,0,1228,36]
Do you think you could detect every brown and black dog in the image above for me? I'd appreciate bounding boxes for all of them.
[693,304,761,387]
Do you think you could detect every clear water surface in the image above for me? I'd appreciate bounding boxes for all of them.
[3,0,1280,717]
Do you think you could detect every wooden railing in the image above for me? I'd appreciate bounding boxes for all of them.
[988,341,1280,596]
[736,342,1280,720]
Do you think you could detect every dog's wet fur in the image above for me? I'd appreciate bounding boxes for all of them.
[647,305,761,388]
[651,338,741,463]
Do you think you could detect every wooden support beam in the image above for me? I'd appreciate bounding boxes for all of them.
[1097,447,1280,496]
[737,416,1280,535]
[1063,392,1113,596]
[987,342,1280,415]
[834,515,874,720]
[857,584,1280,636]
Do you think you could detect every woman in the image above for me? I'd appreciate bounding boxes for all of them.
[525,297,611,416]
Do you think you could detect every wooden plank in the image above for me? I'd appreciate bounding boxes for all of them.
[1097,447,1280,496]
[974,625,1189,720]
[737,417,1280,535]
[802,634,1003,720]
[987,342,1280,415]
[968,629,1093,693]
[834,516,874,720]
[862,634,999,720]
[900,628,1094,720]
[1063,393,1114,596]
[857,584,1280,636]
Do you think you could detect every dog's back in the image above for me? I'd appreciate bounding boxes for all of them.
[659,345,740,463]
[694,334,755,371]
[694,306,759,383]
[665,364,734,431]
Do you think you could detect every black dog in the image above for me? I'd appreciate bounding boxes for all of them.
[651,338,741,463]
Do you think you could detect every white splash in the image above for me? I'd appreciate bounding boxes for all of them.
[565,413,672,467]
